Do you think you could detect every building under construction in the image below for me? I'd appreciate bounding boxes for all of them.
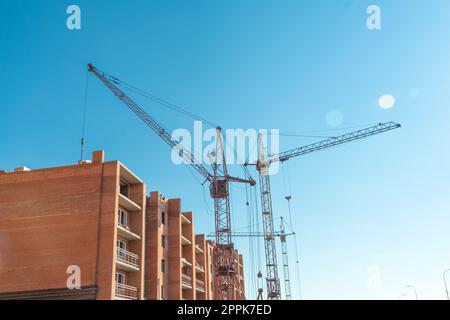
[0,150,245,300]
[84,65,401,301]
[0,63,401,301]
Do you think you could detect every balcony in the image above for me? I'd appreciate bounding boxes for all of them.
[195,263,205,273]
[115,283,138,300]
[119,193,141,212]
[181,258,192,267]
[117,223,141,241]
[116,247,140,272]
[120,163,143,185]
[181,235,191,246]
[195,244,203,253]
[196,279,205,292]
[181,214,191,224]
[182,273,192,289]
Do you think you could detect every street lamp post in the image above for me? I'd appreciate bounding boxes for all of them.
[406,285,418,300]
[444,269,450,301]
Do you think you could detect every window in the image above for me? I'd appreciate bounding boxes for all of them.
[117,240,127,262]
[118,208,128,227]
[161,211,166,225]
[161,235,166,248]
[117,239,127,250]
[161,259,166,273]
[116,272,127,285]
[120,180,130,197]
[160,285,165,300]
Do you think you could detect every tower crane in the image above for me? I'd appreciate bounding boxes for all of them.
[279,216,291,300]
[207,230,295,238]
[207,224,295,300]
[248,121,401,300]
[88,64,256,300]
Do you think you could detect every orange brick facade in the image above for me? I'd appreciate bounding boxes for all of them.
[204,241,246,300]
[0,151,146,300]
[0,151,245,300]
[146,192,215,300]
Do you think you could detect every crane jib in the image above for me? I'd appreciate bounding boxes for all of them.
[269,122,401,164]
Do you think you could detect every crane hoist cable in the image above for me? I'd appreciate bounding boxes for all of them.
[285,217,302,300]
[270,132,334,139]
[202,184,215,216]
[245,185,257,297]
[95,67,219,128]
[277,122,382,135]
[97,67,254,183]
[253,185,263,273]
[251,183,264,299]
[249,185,260,298]
[224,137,254,182]
[283,162,294,227]
[80,68,90,161]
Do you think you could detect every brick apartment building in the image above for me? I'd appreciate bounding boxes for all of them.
[146,192,245,300]
[233,249,246,300]
[145,191,215,300]
[0,151,245,300]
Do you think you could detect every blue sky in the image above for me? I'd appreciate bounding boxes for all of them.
[1,0,450,300]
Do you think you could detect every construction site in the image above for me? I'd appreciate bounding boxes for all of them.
[0,63,400,300]
[3,1,449,304]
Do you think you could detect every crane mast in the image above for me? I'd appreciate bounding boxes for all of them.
[254,121,401,300]
[257,133,281,299]
[280,217,291,300]
[88,64,255,300]
[210,128,236,299]
[207,228,295,300]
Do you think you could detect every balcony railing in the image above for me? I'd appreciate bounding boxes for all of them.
[117,224,141,241]
[182,273,192,287]
[181,235,191,245]
[195,263,205,272]
[196,279,205,291]
[118,222,129,229]
[115,283,138,300]
[181,258,192,267]
[116,247,139,268]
